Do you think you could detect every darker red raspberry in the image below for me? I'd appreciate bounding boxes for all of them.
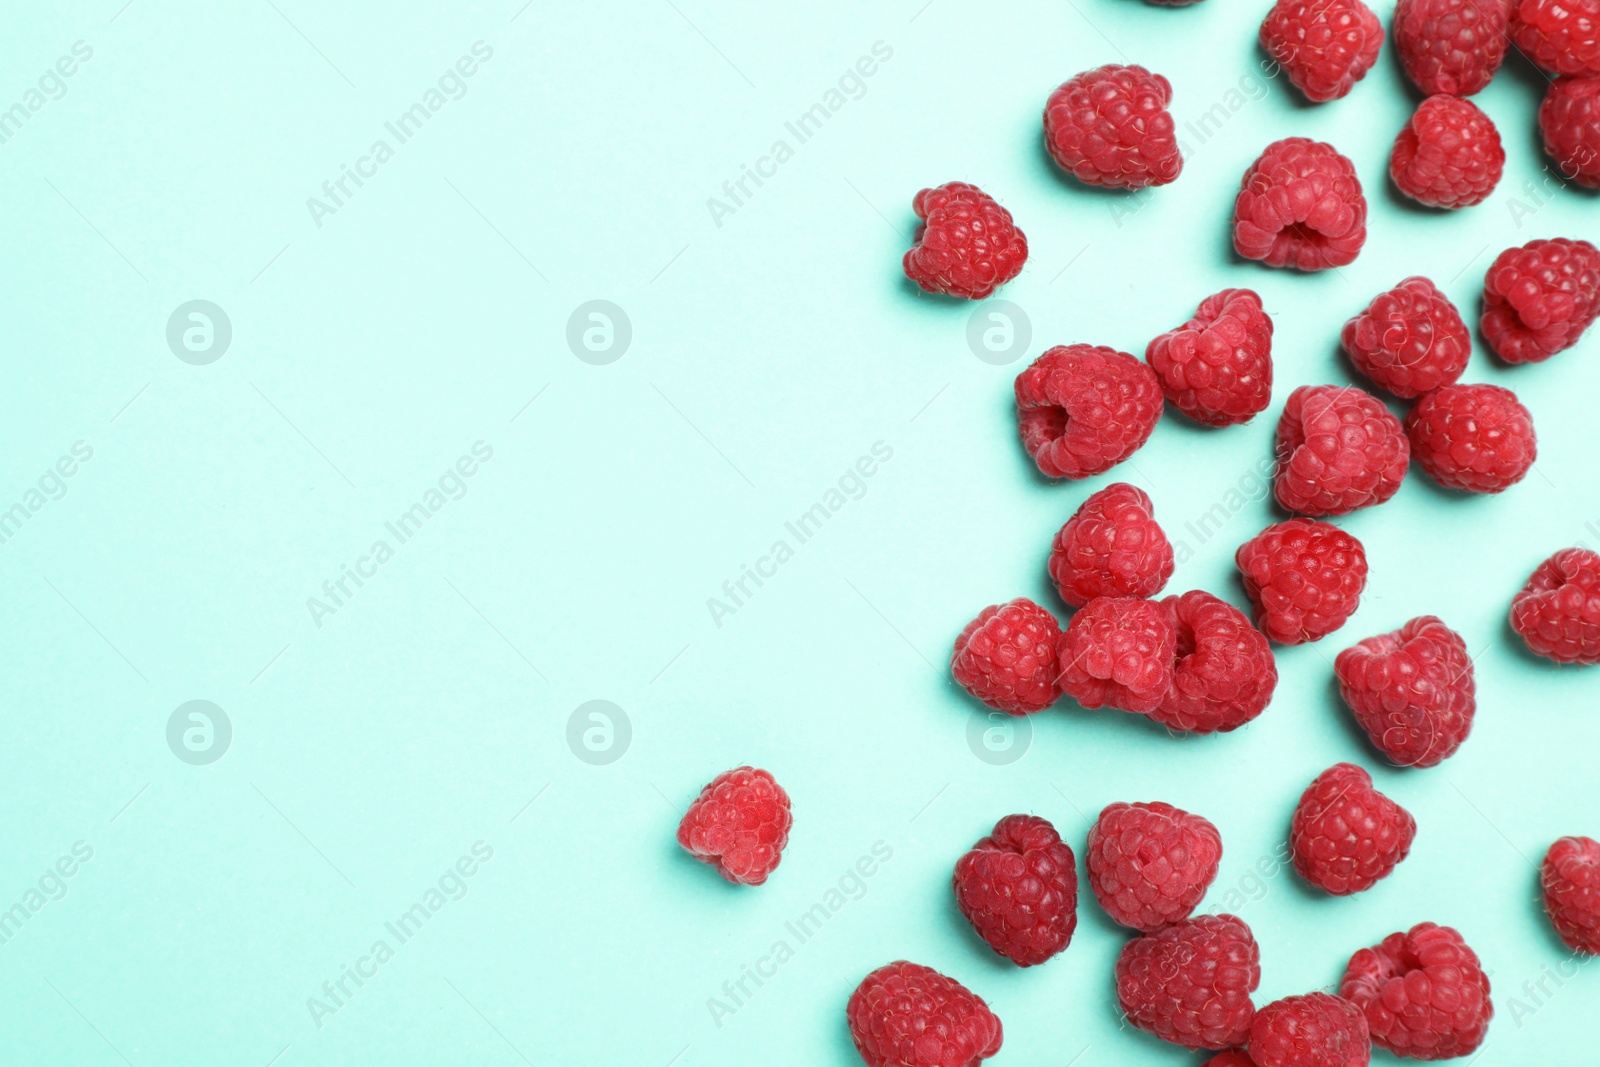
[1340,923,1493,1060]
[1146,288,1274,426]
[954,814,1078,966]
[1015,344,1163,480]
[1086,800,1222,931]
[1336,616,1476,767]
[1340,277,1469,399]
[1540,76,1600,188]
[1156,590,1277,734]
[676,767,793,886]
[1290,763,1416,895]
[1542,835,1600,953]
[1481,237,1600,363]
[1249,993,1370,1067]
[1260,0,1383,101]
[1049,483,1174,608]
[1513,0,1600,74]
[1275,385,1409,517]
[847,961,1003,1067]
[1116,914,1261,1049]
[1234,139,1367,271]
[1390,95,1504,208]
[1236,520,1368,645]
[1043,64,1183,190]
[1406,384,1536,493]
[902,182,1027,299]
[1205,1054,1259,1067]
[951,598,1063,715]
[1057,596,1176,715]
[1395,0,1513,95]
[1510,548,1600,664]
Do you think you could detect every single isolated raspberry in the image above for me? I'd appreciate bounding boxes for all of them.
[1290,763,1416,895]
[1335,616,1477,768]
[1341,923,1493,1060]
[1394,0,1513,95]
[1086,800,1223,931]
[1481,237,1600,364]
[1015,344,1164,480]
[1049,483,1175,608]
[1510,548,1600,664]
[677,767,793,886]
[954,814,1078,966]
[902,182,1027,299]
[1512,0,1600,75]
[1260,0,1384,101]
[847,961,1003,1067]
[1116,913,1262,1050]
[1274,385,1409,517]
[1236,520,1368,645]
[1406,384,1537,493]
[1057,596,1177,715]
[1043,64,1183,190]
[951,598,1064,715]
[1540,76,1600,188]
[1234,139,1368,271]
[1146,288,1274,426]
[1390,96,1505,208]
[1542,835,1600,953]
[1156,590,1277,734]
[1340,277,1469,399]
[1249,993,1371,1067]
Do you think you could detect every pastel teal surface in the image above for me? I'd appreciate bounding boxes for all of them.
[2,0,1596,1063]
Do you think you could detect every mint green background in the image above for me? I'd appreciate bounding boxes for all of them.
[2,1,1596,1063]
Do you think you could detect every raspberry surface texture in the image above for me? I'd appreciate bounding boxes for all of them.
[1043,64,1183,189]
[1289,763,1416,895]
[1510,548,1600,663]
[1156,590,1277,734]
[954,814,1078,966]
[1057,596,1177,715]
[1146,288,1274,426]
[1248,993,1371,1067]
[1542,835,1600,953]
[1274,385,1409,517]
[676,767,793,886]
[951,598,1064,715]
[1205,1054,1260,1067]
[1481,237,1600,363]
[1236,520,1368,645]
[1340,277,1469,399]
[1049,483,1175,608]
[1335,616,1476,767]
[1394,0,1513,95]
[1259,0,1384,101]
[1340,923,1493,1059]
[1540,76,1600,188]
[1086,800,1222,931]
[1513,0,1600,74]
[1015,344,1164,480]
[902,182,1027,299]
[1406,384,1536,493]
[847,961,1003,1067]
[1116,913,1262,1050]
[1390,95,1504,208]
[1234,139,1367,271]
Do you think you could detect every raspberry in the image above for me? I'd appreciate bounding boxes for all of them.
[1340,277,1469,399]
[676,767,793,886]
[1116,914,1261,1050]
[1540,76,1600,188]
[1406,384,1536,493]
[1340,923,1493,1059]
[953,814,1078,966]
[1249,993,1371,1067]
[1289,763,1416,895]
[902,182,1027,299]
[1335,616,1476,768]
[1542,835,1600,953]
[1233,139,1367,271]
[1260,0,1384,101]
[1015,344,1164,480]
[951,598,1063,715]
[1048,483,1174,608]
[1274,385,1409,517]
[1512,0,1600,74]
[1043,64,1183,190]
[1481,237,1600,363]
[1389,95,1504,208]
[1156,590,1277,734]
[1236,520,1368,645]
[1146,288,1274,427]
[1057,596,1176,715]
[1086,800,1222,931]
[1510,548,1600,664]
[847,961,1003,1067]
[1205,1055,1260,1067]
[1394,0,1513,95]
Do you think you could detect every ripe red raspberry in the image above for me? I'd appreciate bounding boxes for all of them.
[1086,800,1222,931]
[1233,139,1367,271]
[1260,0,1384,101]
[1389,95,1505,208]
[1512,0,1600,74]
[1274,385,1409,517]
[1289,763,1416,895]
[1542,835,1600,953]
[1540,76,1600,188]
[1156,590,1277,734]
[847,961,1003,1067]
[1335,616,1476,768]
[1049,483,1174,608]
[951,598,1063,715]
[1236,520,1368,645]
[1481,237,1600,363]
[1146,288,1274,427]
[1057,596,1176,715]
[1116,914,1261,1050]
[1205,1054,1259,1067]
[1510,548,1600,664]
[902,182,1027,300]
[1406,384,1536,493]
[1015,344,1163,480]
[1340,277,1469,399]
[1043,64,1183,190]
[676,767,793,886]
[953,814,1078,966]
[1394,0,1513,95]
[1340,923,1493,1059]
[1249,993,1371,1067]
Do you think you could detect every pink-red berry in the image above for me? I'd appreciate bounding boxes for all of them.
[1406,383,1537,493]
[1542,835,1600,953]
[1044,64,1183,190]
[1335,616,1477,767]
[1290,763,1416,895]
[1260,0,1384,102]
[954,814,1078,966]
[1481,237,1600,363]
[1394,0,1513,95]
[1157,590,1278,734]
[1236,520,1368,645]
[847,961,1003,1067]
[1146,288,1274,426]
[1249,993,1371,1067]
[903,182,1027,300]
[1057,596,1177,715]
[1049,483,1174,608]
[1512,0,1600,74]
[677,767,793,886]
[1015,344,1164,480]
[1340,923,1493,1060]
[1275,385,1409,517]
[1086,800,1222,931]
[1539,76,1600,188]
[1510,548,1600,664]
[1390,95,1504,208]
[952,598,1064,715]
[1340,277,1469,399]
[1116,914,1262,1050]
[1205,1054,1260,1067]
[1234,139,1367,271]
